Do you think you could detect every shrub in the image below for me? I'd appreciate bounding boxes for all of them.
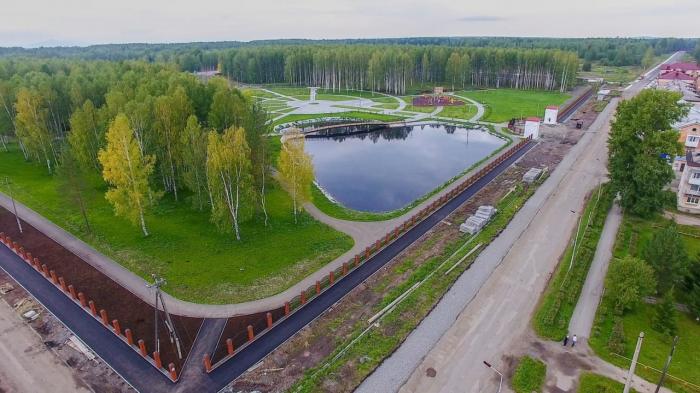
[607,317,625,354]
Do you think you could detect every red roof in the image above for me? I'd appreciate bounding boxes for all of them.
[546,105,559,110]
[662,62,700,72]
[659,71,694,81]
[526,117,541,122]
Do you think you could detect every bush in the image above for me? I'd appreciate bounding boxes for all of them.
[582,62,592,72]
[607,317,625,354]
[512,356,547,393]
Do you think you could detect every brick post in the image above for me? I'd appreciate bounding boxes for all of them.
[342,262,348,276]
[284,302,290,316]
[25,252,32,263]
[247,325,254,342]
[32,258,40,270]
[68,285,77,300]
[329,271,334,285]
[112,319,122,335]
[316,280,320,294]
[138,339,147,356]
[203,354,212,372]
[169,364,177,380]
[354,254,359,267]
[266,312,273,329]
[50,270,59,285]
[300,290,306,305]
[41,264,49,277]
[78,292,87,307]
[88,300,97,316]
[153,351,162,369]
[99,309,109,325]
[226,339,234,355]
[125,329,134,345]
[58,277,68,292]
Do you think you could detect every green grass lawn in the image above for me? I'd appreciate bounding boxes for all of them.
[271,111,406,127]
[0,145,353,304]
[316,89,390,100]
[404,105,436,113]
[512,356,546,393]
[588,213,700,393]
[314,94,359,102]
[372,102,400,110]
[262,86,310,100]
[578,373,638,393]
[438,104,478,120]
[455,89,570,123]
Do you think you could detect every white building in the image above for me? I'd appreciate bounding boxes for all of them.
[678,152,700,214]
[524,117,541,139]
[544,106,559,125]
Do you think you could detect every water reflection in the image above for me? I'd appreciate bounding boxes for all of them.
[305,123,505,213]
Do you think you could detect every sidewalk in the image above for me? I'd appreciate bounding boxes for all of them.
[568,202,622,340]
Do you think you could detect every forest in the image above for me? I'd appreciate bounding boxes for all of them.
[219,45,579,94]
[0,58,312,239]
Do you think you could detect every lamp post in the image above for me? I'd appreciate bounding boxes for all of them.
[483,361,503,393]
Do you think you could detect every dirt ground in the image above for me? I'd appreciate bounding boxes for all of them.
[0,211,203,372]
[0,269,134,393]
[223,120,587,392]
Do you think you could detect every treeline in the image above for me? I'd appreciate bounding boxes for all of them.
[221,45,580,94]
[2,37,695,70]
[0,58,309,239]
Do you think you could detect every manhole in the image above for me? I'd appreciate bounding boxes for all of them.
[426,367,437,377]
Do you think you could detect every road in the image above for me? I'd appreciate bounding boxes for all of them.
[0,296,93,393]
[359,51,684,393]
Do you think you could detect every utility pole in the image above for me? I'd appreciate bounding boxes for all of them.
[5,177,22,234]
[483,361,503,393]
[655,336,679,393]
[147,275,183,359]
[624,332,644,393]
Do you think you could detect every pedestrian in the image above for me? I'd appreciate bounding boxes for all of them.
[572,334,577,347]
[563,334,569,346]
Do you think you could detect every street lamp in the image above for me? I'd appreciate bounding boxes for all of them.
[483,361,503,393]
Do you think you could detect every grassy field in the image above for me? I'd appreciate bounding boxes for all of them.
[587,213,700,393]
[0,145,353,304]
[438,104,478,120]
[578,373,638,393]
[404,104,436,113]
[291,180,544,391]
[272,111,406,127]
[264,86,310,99]
[512,356,546,393]
[533,184,615,340]
[455,89,570,123]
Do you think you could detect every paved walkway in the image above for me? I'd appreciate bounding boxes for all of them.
[568,202,622,341]
[359,51,686,393]
[664,210,700,227]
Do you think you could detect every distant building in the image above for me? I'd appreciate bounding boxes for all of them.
[544,106,559,125]
[662,62,700,78]
[658,71,695,88]
[524,117,541,139]
[677,151,700,214]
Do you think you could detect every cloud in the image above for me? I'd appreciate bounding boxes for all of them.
[456,15,506,22]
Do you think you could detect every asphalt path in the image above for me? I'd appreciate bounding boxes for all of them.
[0,245,175,393]
[0,140,533,392]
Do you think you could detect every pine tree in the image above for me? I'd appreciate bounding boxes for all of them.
[653,289,678,336]
[98,114,160,236]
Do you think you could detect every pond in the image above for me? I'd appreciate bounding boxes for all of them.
[305,123,507,213]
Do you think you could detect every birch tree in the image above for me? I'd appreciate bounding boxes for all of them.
[278,129,314,223]
[68,99,105,171]
[14,88,57,173]
[180,115,209,210]
[98,114,159,237]
[206,127,252,240]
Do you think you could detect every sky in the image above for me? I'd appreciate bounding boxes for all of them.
[1,0,699,47]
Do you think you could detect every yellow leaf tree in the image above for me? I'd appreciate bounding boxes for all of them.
[278,129,314,223]
[206,126,252,240]
[98,114,160,236]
